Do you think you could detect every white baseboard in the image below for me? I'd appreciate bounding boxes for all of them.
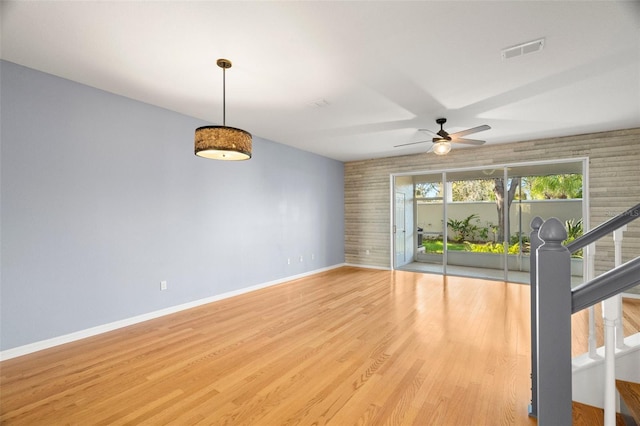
[0,264,344,361]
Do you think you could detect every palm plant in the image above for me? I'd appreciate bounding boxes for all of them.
[447,214,479,242]
[564,218,584,258]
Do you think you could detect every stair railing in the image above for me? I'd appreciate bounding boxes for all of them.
[528,202,640,425]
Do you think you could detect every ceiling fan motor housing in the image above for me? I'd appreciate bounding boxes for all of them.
[435,118,450,140]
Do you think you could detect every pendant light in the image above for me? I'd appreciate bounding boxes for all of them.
[195,59,252,160]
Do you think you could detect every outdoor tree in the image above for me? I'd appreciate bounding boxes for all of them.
[525,174,582,199]
[415,182,440,198]
[451,179,495,201]
[493,177,521,243]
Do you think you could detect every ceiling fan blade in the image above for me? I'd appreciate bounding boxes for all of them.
[417,128,438,137]
[450,138,486,146]
[449,124,491,139]
[394,140,431,148]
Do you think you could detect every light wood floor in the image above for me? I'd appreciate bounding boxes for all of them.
[0,267,638,425]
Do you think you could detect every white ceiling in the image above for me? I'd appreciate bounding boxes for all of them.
[2,1,639,162]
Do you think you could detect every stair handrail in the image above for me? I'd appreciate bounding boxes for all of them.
[565,202,640,253]
[572,256,640,312]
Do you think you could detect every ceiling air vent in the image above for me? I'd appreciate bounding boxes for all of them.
[501,38,545,60]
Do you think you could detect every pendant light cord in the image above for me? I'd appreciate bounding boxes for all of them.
[222,66,226,127]
[216,59,232,127]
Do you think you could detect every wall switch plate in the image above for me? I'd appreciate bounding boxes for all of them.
[160,280,167,291]
[287,258,291,265]
[366,249,370,255]
[311,253,315,260]
[299,255,303,262]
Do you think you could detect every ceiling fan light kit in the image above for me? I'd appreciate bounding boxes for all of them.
[195,58,252,161]
[433,141,452,155]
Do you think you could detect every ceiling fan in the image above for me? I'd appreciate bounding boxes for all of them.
[395,118,491,155]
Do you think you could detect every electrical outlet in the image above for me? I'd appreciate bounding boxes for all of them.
[366,249,370,255]
[287,258,291,265]
[160,280,167,291]
[299,255,303,262]
[311,253,315,260]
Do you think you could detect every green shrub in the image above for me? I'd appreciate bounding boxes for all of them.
[564,218,584,258]
[447,214,480,242]
[467,241,527,255]
[509,232,530,246]
[565,218,583,240]
[477,225,490,241]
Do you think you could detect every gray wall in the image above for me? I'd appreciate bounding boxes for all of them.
[0,61,345,351]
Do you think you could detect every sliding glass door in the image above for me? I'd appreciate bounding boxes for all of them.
[414,174,444,274]
[395,159,585,284]
[505,161,584,283]
[445,168,508,280]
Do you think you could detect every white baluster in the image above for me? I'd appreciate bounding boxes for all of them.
[587,243,599,359]
[602,297,618,426]
[613,226,627,350]
[588,306,598,359]
[602,226,626,426]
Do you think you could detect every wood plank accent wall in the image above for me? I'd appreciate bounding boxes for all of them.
[344,127,640,279]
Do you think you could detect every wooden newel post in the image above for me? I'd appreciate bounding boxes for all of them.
[529,216,543,418]
[536,218,572,425]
